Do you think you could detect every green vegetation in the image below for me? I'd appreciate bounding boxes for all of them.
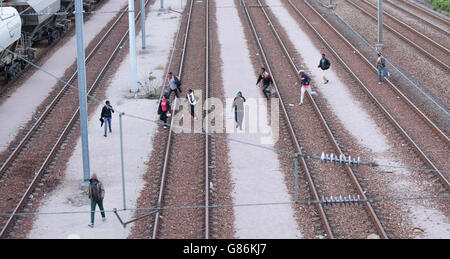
[425,0,450,12]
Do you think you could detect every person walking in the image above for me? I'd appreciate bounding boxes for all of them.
[158,95,172,129]
[376,53,390,85]
[167,72,181,98]
[88,174,106,228]
[256,68,273,100]
[101,100,114,137]
[186,89,198,120]
[232,91,246,130]
[318,53,331,84]
[298,70,318,105]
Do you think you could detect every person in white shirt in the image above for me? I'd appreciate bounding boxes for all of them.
[186,89,198,120]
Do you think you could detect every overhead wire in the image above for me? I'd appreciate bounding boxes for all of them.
[0,43,449,177]
[0,194,448,218]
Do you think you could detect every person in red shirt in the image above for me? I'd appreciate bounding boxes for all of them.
[158,95,172,128]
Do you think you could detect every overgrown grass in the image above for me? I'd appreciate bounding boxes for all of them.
[425,0,450,12]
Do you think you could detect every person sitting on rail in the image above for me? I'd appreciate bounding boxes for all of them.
[256,68,273,100]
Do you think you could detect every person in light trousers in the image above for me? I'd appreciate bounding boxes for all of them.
[101,100,114,137]
[318,53,331,84]
[298,70,318,105]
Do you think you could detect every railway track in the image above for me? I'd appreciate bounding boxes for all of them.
[243,0,388,239]
[0,0,151,238]
[0,0,108,98]
[291,0,450,189]
[150,0,211,239]
[382,0,450,41]
[397,0,450,30]
[345,0,449,71]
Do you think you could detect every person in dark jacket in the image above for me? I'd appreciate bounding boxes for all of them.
[232,91,246,130]
[101,101,114,137]
[298,70,318,105]
[376,53,390,84]
[256,68,273,100]
[88,174,106,228]
[158,95,172,129]
[318,53,331,84]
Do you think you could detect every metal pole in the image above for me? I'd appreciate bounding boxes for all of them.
[376,0,384,49]
[75,0,91,186]
[160,0,164,10]
[119,113,126,210]
[294,154,299,203]
[129,0,138,93]
[140,0,146,50]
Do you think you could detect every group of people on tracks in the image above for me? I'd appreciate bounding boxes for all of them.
[86,52,390,228]
[155,53,390,131]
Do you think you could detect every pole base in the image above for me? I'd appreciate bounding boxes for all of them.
[79,180,90,192]
[376,43,384,52]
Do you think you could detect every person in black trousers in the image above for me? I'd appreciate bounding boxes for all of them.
[158,95,172,129]
[186,89,198,120]
[256,68,273,100]
[101,100,114,137]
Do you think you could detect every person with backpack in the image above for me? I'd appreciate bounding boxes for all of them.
[318,53,331,84]
[232,91,246,130]
[376,53,390,85]
[88,174,106,228]
[100,100,114,137]
[167,72,181,98]
[158,95,172,129]
[186,89,198,120]
[298,70,318,105]
[256,68,273,100]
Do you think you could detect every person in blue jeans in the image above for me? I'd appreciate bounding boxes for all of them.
[88,174,106,228]
[376,53,390,84]
[101,100,114,137]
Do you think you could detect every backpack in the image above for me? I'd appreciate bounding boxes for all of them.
[324,59,330,70]
[174,76,181,87]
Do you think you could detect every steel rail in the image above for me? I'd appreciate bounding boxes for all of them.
[384,0,450,38]
[0,3,130,177]
[403,0,450,26]
[256,0,388,239]
[305,0,450,146]
[345,0,449,71]
[293,0,450,190]
[361,0,449,55]
[242,0,335,239]
[204,0,210,240]
[0,0,152,239]
[151,0,195,239]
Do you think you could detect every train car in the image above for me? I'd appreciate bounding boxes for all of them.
[0,6,33,81]
[3,0,70,44]
[0,0,104,81]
